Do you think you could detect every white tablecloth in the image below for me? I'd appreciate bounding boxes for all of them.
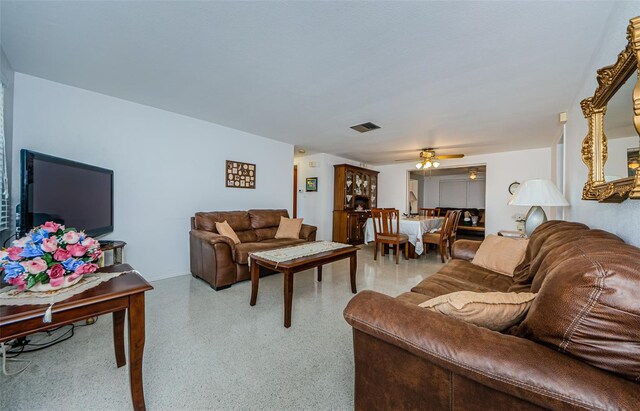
[364,217,445,255]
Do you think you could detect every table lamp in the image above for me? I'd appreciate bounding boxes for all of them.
[508,179,569,236]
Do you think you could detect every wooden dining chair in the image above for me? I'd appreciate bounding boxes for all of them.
[371,208,409,264]
[422,210,455,263]
[448,210,462,257]
[418,208,440,217]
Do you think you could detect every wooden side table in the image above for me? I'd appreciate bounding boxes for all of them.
[498,230,528,239]
[99,240,127,265]
[0,264,153,410]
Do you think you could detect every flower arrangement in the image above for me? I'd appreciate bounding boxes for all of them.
[0,221,102,292]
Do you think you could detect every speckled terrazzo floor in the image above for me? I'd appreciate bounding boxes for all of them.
[1,244,445,410]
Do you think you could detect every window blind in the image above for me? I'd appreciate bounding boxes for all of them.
[0,84,9,231]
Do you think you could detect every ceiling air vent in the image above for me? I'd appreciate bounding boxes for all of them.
[350,122,380,133]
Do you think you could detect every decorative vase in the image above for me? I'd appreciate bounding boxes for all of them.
[27,275,83,292]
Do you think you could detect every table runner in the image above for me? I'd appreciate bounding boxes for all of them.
[250,241,351,265]
[0,270,134,306]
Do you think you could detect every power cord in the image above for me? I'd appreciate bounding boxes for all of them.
[1,317,98,375]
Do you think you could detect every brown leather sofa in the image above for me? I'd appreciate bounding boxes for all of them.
[190,209,317,290]
[344,221,640,410]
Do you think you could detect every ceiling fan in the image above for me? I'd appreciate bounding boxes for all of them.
[398,148,465,169]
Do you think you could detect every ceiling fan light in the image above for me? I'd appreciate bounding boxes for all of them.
[416,162,423,169]
[425,161,432,168]
[433,161,440,168]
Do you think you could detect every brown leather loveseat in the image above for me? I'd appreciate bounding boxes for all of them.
[344,221,640,410]
[190,209,317,290]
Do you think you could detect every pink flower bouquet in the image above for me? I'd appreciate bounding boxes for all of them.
[1,221,102,292]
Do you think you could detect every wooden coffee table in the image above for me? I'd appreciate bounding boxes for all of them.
[249,245,358,327]
[0,264,152,410]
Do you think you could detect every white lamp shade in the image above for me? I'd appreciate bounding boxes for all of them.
[508,179,569,206]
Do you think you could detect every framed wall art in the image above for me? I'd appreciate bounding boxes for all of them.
[226,160,256,189]
[306,177,318,192]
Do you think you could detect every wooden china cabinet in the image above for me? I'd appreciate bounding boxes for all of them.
[332,164,379,245]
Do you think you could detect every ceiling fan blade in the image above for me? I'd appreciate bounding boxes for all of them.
[395,158,420,162]
[434,154,465,159]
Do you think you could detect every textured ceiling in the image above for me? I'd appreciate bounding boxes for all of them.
[0,1,624,164]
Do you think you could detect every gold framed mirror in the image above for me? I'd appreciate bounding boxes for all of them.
[581,16,640,202]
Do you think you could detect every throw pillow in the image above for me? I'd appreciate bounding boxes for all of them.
[472,234,528,276]
[275,217,303,239]
[215,220,241,244]
[419,291,537,331]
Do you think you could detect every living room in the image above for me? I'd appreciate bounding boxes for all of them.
[1,2,640,410]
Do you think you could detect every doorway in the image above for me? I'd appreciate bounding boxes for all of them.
[293,165,298,218]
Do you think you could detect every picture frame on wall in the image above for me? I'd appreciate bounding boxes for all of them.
[306,177,318,192]
[226,160,256,189]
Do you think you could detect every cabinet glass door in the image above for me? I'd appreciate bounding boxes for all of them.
[354,172,364,196]
[345,170,354,208]
[371,176,377,208]
[363,174,371,199]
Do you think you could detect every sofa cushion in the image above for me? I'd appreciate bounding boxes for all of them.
[419,291,537,331]
[517,240,640,381]
[215,221,241,244]
[254,227,278,241]
[275,217,303,239]
[509,221,589,291]
[233,239,306,264]
[195,211,251,231]
[411,260,514,300]
[249,209,289,229]
[471,235,528,276]
[510,225,625,293]
[396,291,431,305]
[195,211,258,243]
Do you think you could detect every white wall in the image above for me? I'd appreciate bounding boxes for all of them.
[295,152,363,240]
[564,3,640,247]
[377,147,551,235]
[12,74,294,281]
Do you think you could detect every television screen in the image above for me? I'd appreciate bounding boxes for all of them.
[20,150,113,237]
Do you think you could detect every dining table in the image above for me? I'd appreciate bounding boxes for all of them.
[364,216,445,257]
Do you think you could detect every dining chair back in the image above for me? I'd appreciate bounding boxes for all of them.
[418,208,440,217]
[422,210,455,263]
[371,208,409,264]
[448,210,462,254]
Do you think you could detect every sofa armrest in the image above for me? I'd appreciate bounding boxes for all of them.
[189,229,237,289]
[451,239,482,261]
[299,224,317,241]
[190,229,236,251]
[343,291,639,411]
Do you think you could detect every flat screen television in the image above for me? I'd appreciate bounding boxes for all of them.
[20,150,114,237]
